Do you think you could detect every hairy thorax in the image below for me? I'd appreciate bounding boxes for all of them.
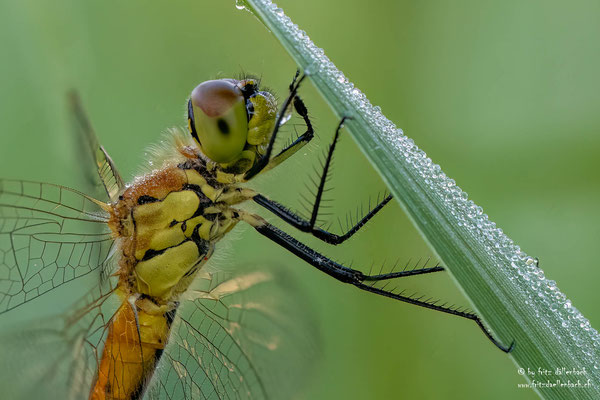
[107,155,244,304]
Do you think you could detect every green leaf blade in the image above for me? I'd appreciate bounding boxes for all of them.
[240,1,600,398]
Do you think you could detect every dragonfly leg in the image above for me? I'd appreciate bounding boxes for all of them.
[355,281,515,353]
[258,80,315,174]
[253,116,393,244]
[362,265,444,281]
[245,70,312,180]
[242,212,514,353]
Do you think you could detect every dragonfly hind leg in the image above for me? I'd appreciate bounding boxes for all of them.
[241,212,514,354]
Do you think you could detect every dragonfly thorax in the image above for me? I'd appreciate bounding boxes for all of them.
[108,159,243,303]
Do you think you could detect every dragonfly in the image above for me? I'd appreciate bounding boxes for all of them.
[0,71,513,400]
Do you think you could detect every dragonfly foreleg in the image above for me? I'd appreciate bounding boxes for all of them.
[258,82,315,174]
[241,212,514,353]
[245,71,310,180]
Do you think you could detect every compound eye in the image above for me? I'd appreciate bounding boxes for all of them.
[188,79,248,163]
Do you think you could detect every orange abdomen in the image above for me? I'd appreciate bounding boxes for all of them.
[90,301,172,400]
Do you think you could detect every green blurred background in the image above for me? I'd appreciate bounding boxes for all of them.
[1,0,599,398]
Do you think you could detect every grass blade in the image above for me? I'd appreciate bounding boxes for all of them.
[238,0,600,398]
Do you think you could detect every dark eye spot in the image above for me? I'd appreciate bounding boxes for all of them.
[217,118,230,134]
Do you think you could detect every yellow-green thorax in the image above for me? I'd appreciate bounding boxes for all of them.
[107,159,246,304]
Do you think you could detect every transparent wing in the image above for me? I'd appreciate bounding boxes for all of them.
[0,179,115,314]
[147,266,319,400]
[0,263,317,400]
[69,91,124,202]
[0,282,120,400]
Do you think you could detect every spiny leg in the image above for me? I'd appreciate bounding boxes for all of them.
[354,282,514,353]
[245,71,311,180]
[253,117,393,244]
[258,76,315,174]
[241,213,514,353]
[362,265,443,281]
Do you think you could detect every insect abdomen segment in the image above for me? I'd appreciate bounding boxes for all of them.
[90,299,173,400]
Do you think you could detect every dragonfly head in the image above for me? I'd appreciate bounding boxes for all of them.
[187,78,277,171]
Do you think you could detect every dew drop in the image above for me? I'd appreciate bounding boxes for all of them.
[235,0,248,11]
